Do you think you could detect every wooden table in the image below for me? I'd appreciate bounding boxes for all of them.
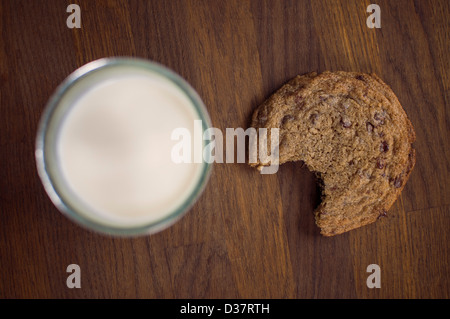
[0,0,448,299]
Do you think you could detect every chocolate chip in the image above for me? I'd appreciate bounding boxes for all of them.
[376,158,385,169]
[389,174,403,188]
[394,177,403,188]
[310,113,318,124]
[341,117,352,128]
[318,211,328,218]
[342,100,351,110]
[356,75,365,81]
[366,122,374,133]
[281,115,294,125]
[380,141,389,152]
[374,111,386,125]
[348,160,354,166]
[320,94,335,102]
[378,210,388,219]
[363,89,369,98]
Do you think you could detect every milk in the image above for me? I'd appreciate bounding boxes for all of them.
[55,67,204,228]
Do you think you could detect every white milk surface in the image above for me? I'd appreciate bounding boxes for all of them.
[56,72,203,227]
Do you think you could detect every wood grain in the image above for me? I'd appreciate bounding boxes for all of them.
[0,0,448,299]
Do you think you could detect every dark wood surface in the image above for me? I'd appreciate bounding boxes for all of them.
[0,0,448,299]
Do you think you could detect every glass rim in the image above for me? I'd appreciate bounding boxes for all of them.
[35,57,213,237]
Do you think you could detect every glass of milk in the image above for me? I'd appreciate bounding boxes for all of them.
[36,58,212,236]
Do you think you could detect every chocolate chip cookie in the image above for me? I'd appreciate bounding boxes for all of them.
[250,71,416,236]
